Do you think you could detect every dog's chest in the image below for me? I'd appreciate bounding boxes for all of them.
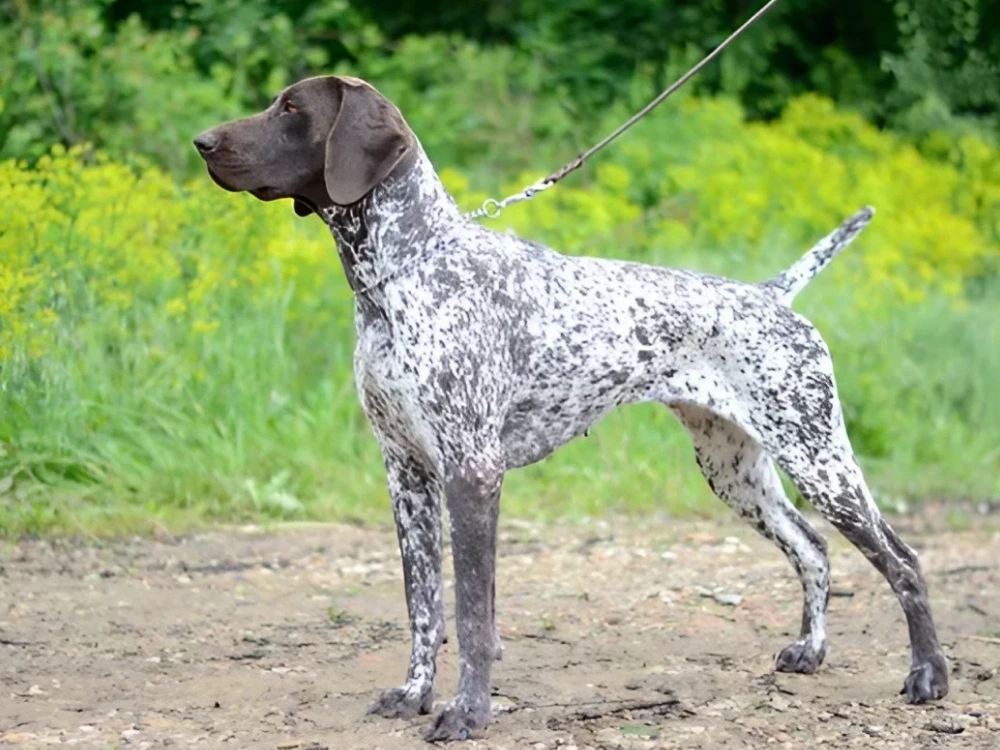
[353,306,438,455]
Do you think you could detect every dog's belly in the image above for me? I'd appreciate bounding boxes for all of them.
[500,394,616,469]
[499,360,665,469]
[498,261,754,469]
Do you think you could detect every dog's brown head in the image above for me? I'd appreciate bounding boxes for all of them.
[193,76,416,217]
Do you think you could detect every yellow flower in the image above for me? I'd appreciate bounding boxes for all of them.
[165,298,188,316]
[191,320,220,335]
[1,102,998,367]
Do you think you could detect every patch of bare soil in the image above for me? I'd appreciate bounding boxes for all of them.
[2,511,998,749]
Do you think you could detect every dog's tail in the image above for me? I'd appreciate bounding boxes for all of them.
[764,206,875,305]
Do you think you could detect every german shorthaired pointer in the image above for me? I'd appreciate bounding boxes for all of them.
[194,75,949,742]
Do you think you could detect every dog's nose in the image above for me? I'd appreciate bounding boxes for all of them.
[193,131,221,155]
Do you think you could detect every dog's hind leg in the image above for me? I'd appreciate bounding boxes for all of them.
[739,333,949,703]
[367,448,445,719]
[671,402,831,673]
[769,417,949,703]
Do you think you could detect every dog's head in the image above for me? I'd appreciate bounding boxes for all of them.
[193,76,416,217]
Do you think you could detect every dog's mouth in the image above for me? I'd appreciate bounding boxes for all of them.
[248,186,287,201]
[206,168,287,201]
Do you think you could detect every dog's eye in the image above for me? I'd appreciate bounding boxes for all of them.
[282,100,298,114]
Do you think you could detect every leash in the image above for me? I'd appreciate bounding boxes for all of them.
[351,0,779,296]
[464,0,781,221]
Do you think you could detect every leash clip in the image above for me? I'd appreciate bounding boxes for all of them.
[481,198,502,219]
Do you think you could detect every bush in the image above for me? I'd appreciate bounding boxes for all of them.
[0,0,248,174]
[467,93,999,305]
[6,2,1000,183]
[2,90,998,535]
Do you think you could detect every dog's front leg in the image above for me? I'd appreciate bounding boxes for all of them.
[368,449,445,719]
[426,456,502,742]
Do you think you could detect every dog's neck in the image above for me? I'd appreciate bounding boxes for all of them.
[319,148,461,296]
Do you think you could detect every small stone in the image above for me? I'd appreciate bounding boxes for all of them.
[948,713,977,727]
[863,725,884,736]
[770,695,790,712]
[713,592,742,606]
[491,696,516,714]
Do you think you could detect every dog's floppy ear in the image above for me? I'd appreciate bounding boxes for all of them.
[324,78,413,206]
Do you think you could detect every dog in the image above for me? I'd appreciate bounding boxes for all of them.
[194,75,949,742]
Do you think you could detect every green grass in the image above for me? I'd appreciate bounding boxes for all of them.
[2,230,998,538]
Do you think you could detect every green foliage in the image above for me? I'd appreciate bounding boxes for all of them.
[2,0,999,536]
[2,92,998,536]
[0,0,244,173]
[3,0,1000,173]
[351,0,1000,136]
[0,0,382,172]
[882,0,1000,137]
[342,35,581,178]
[135,0,384,107]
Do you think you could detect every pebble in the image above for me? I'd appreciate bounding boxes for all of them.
[713,592,743,606]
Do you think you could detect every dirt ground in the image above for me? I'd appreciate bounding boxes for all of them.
[2,508,999,749]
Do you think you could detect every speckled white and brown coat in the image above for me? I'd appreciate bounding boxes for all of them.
[195,75,949,743]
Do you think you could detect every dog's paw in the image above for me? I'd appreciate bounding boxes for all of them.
[775,639,826,674]
[367,682,434,719]
[902,653,949,704]
[425,699,490,742]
